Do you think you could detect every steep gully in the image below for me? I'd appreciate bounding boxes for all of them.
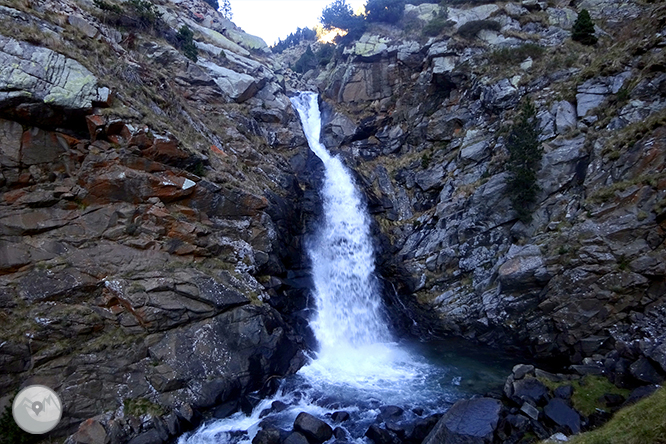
[177,93,513,443]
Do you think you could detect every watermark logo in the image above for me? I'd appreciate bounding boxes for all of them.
[12,385,62,434]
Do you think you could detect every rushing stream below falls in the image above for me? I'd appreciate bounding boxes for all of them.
[178,92,516,444]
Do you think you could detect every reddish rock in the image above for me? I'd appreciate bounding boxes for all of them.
[3,189,28,204]
[210,145,226,157]
[81,165,196,204]
[144,137,191,166]
[128,130,153,150]
[85,114,106,141]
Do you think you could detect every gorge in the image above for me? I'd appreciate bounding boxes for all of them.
[0,0,665,443]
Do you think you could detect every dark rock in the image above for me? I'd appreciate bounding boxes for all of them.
[645,342,666,374]
[423,398,502,444]
[283,432,310,444]
[213,400,238,419]
[331,411,350,423]
[599,393,625,408]
[293,412,333,444]
[385,421,409,439]
[411,407,424,416]
[629,357,664,384]
[520,402,539,420]
[332,427,347,440]
[513,377,549,405]
[380,405,404,420]
[127,429,164,444]
[543,398,581,434]
[623,385,659,406]
[365,424,401,444]
[553,385,574,400]
[253,427,282,444]
[70,419,108,444]
[512,364,535,380]
[406,414,440,444]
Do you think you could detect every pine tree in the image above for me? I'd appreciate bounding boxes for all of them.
[572,9,597,45]
[220,0,232,20]
[506,100,542,223]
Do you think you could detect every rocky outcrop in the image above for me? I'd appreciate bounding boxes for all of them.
[0,0,315,441]
[285,0,666,373]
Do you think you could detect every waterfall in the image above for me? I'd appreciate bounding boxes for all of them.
[289,92,391,353]
[177,93,512,444]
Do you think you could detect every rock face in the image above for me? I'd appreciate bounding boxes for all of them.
[281,0,666,378]
[0,0,315,442]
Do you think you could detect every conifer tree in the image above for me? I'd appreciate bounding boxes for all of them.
[220,0,232,19]
[506,100,542,223]
[572,9,597,45]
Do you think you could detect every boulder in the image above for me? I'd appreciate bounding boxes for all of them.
[555,101,576,134]
[629,357,664,384]
[543,398,580,434]
[293,412,333,444]
[365,424,401,444]
[513,377,549,405]
[198,60,261,103]
[0,35,98,110]
[423,398,502,444]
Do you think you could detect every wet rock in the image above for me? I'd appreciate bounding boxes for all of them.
[293,412,333,444]
[423,398,502,444]
[543,398,580,434]
[407,415,440,443]
[365,424,401,444]
[380,405,404,420]
[253,427,282,444]
[331,411,350,423]
[513,364,535,380]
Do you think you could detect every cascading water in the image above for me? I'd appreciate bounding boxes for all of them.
[178,92,514,444]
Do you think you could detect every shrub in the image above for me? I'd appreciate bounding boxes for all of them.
[316,43,335,65]
[320,0,367,39]
[294,45,318,73]
[423,16,454,36]
[505,99,542,223]
[272,27,317,53]
[176,25,198,62]
[457,19,501,39]
[572,9,597,45]
[365,0,406,24]
[219,0,232,19]
[93,0,163,33]
[0,394,35,444]
[488,43,544,65]
[203,0,218,10]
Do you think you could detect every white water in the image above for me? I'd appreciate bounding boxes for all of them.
[178,92,499,444]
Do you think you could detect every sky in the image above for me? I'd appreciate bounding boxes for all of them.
[229,0,366,46]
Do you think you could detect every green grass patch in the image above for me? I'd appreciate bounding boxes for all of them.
[570,375,631,416]
[567,387,666,444]
[124,397,164,417]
